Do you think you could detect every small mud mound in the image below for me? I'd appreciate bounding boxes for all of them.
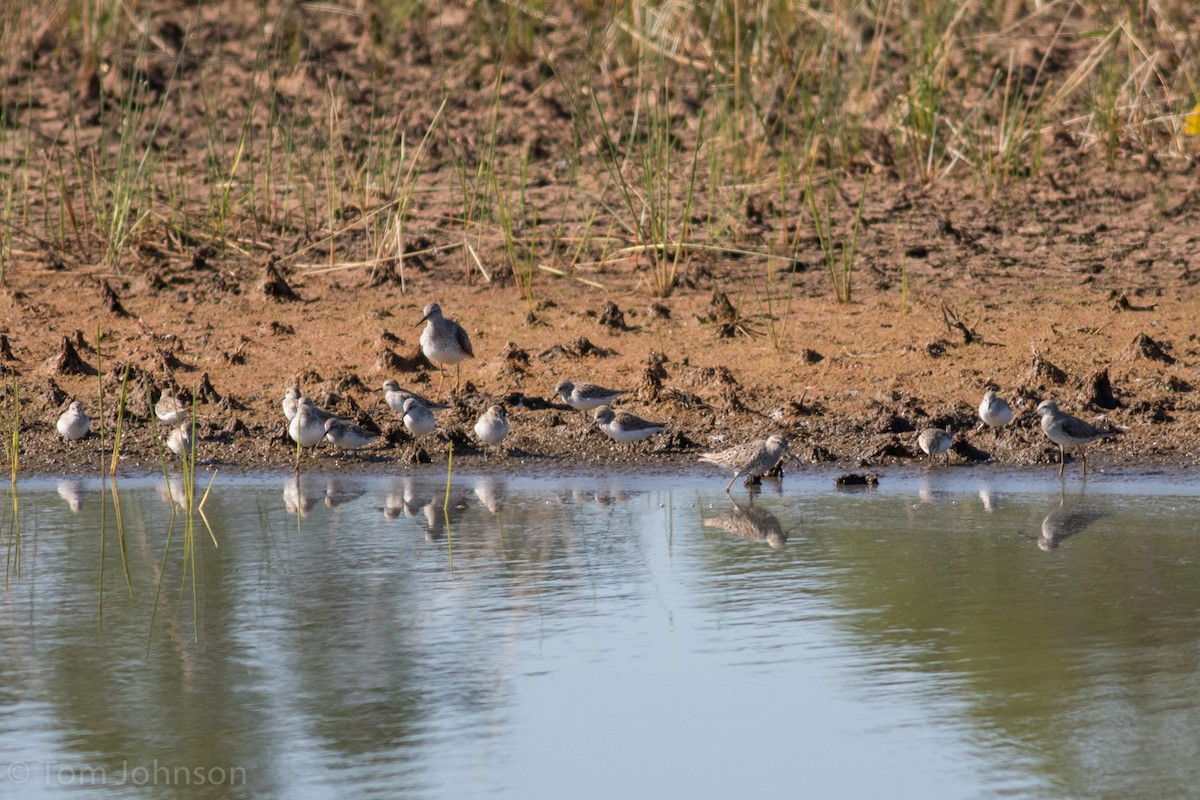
[537,337,614,360]
[1082,367,1120,409]
[262,258,301,301]
[1122,332,1174,364]
[640,350,670,400]
[1028,350,1067,386]
[101,279,131,317]
[598,301,632,331]
[48,336,95,376]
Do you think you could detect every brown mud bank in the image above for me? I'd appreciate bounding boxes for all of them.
[9,268,1200,477]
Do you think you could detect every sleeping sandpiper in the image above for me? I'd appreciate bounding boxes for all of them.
[402,397,436,439]
[282,386,301,422]
[918,427,953,465]
[56,400,91,441]
[474,404,510,451]
[289,397,327,450]
[1036,400,1119,476]
[382,379,447,415]
[417,303,474,396]
[593,405,665,445]
[699,434,788,492]
[554,379,627,414]
[166,423,191,457]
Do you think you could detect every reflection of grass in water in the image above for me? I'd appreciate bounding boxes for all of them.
[444,442,454,570]
[148,388,218,648]
[4,373,19,582]
[95,328,133,627]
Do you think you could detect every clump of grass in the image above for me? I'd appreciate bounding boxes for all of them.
[806,171,871,304]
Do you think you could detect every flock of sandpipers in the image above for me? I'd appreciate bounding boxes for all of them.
[53,302,1121,488]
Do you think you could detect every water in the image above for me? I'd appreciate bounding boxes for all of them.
[0,468,1198,799]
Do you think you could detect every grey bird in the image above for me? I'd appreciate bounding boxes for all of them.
[593,405,665,445]
[155,387,189,427]
[474,404,510,450]
[282,385,301,422]
[402,397,436,439]
[56,400,91,441]
[289,397,327,449]
[166,423,192,457]
[699,434,788,492]
[978,390,1013,428]
[324,417,380,451]
[1036,400,1119,476]
[382,379,447,414]
[917,427,953,465]
[417,302,474,396]
[554,379,627,414]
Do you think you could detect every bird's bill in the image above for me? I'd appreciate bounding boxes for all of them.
[416,311,433,326]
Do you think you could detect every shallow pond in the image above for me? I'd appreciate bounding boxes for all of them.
[0,467,1198,799]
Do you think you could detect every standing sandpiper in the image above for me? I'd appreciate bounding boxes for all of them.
[978,390,1014,429]
[417,303,474,396]
[1036,400,1119,477]
[554,379,627,414]
[56,400,91,441]
[918,428,953,465]
[474,405,510,451]
[699,434,789,492]
[593,405,665,446]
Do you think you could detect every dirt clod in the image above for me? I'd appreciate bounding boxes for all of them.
[262,258,301,302]
[49,336,95,376]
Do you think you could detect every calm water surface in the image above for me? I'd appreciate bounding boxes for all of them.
[0,467,1198,799]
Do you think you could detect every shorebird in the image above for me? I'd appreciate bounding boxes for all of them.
[155,387,189,427]
[282,386,301,422]
[918,428,953,465]
[289,397,327,450]
[554,379,627,414]
[978,390,1013,429]
[699,434,788,492]
[56,400,91,441]
[402,397,436,439]
[382,379,447,415]
[417,302,474,396]
[324,417,379,451]
[474,405,510,450]
[594,405,665,445]
[166,423,191,457]
[1036,400,1119,476]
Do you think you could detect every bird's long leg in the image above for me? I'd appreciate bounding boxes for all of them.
[724,473,737,492]
[1058,444,1065,475]
[454,363,462,395]
[1081,447,1088,477]
[436,367,446,398]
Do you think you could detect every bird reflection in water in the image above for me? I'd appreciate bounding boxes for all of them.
[1039,494,1111,551]
[57,479,85,512]
[702,496,788,549]
[283,476,323,518]
[474,476,505,515]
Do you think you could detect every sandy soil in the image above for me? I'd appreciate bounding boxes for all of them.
[4,2,1200,476]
